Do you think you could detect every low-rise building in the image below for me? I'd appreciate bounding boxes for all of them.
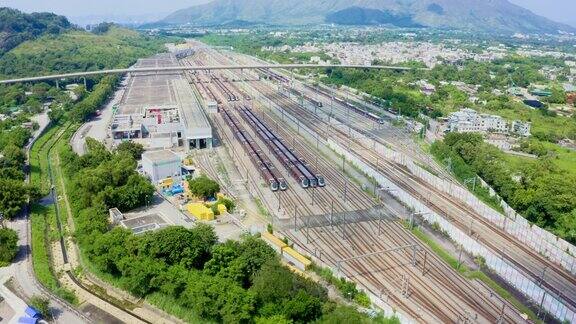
[447,108,530,136]
[511,120,531,137]
[448,108,507,133]
[142,150,182,184]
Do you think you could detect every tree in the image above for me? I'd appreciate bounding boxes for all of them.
[29,296,50,319]
[548,87,567,104]
[118,256,165,297]
[153,264,190,298]
[204,240,242,275]
[87,227,133,275]
[282,290,323,323]
[2,144,26,168]
[140,225,217,269]
[182,272,255,323]
[316,305,373,324]
[0,228,18,266]
[251,259,326,305]
[222,236,277,287]
[115,141,144,160]
[188,175,220,199]
[255,315,292,324]
[0,178,30,219]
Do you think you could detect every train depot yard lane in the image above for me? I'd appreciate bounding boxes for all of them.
[173,46,576,322]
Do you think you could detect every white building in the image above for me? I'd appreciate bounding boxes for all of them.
[447,109,507,134]
[142,150,182,184]
[511,120,531,137]
[447,108,531,137]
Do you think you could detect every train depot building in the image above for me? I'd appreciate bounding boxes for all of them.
[110,54,212,151]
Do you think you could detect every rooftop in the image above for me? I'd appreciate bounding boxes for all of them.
[142,149,181,163]
[172,78,212,139]
[118,54,182,116]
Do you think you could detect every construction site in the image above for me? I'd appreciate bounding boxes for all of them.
[99,41,576,323]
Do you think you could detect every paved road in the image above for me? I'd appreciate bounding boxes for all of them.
[0,111,87,324]
[71,83,126,155]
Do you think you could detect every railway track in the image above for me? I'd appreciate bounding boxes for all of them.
[188,50,533,322]
[239,80,524,322]
[266,106,523,322]
[252,78,576,310]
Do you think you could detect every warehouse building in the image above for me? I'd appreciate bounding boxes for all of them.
[110,54,212,151]
[142,150,182,184]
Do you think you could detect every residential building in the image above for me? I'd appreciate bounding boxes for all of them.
[511,120,531,137]
[447,108,529,136]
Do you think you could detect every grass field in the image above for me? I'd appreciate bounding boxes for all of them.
[29,122,77,304]
[147,293,212,324]
[503,141,576,177]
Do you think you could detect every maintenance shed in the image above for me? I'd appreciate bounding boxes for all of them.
[142,150,182,184]
[110,54,213,151]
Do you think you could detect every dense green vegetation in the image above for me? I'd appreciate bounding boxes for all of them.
[432,133,576,243]
[57,138,385,322]
[0,7,71,54]
[115,141,145,160]
[0,110,39,219]
[200,34,333,65]
[29,295,51,319]
[61,139,154,213]
[0,227,18,266]
[68,75,118,122]
[188,175,221,200]
[28,121,77,303]
[0,26,169,77]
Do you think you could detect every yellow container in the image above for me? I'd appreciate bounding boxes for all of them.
[183,158,193,166]
[261,232,287,251]
[186,203,214,221]
[160,177,174,188]
[217,204,227,214]
[282,246,312,271]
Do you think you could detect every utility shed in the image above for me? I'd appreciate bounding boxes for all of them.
[142,150,182,183]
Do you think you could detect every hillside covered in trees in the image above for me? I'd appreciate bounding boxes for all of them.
[0,25,169,78]
[432,133,576,244]
[0,7,71,55]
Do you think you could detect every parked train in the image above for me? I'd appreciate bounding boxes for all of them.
[288,88,323,107]
[221,108,287,191]
[305,84,384,124]
[333,97,384,124]
[212,76,238,102]
[258,68,290,83]
[238,106,325,189]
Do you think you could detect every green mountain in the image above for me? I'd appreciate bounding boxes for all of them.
[160,0,575,34]
[0,7,71,55]
[0,26,167,78]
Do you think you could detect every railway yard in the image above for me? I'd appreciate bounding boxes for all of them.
[167,45,576,323]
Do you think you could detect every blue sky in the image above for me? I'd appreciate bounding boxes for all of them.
[2,0,575,26]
